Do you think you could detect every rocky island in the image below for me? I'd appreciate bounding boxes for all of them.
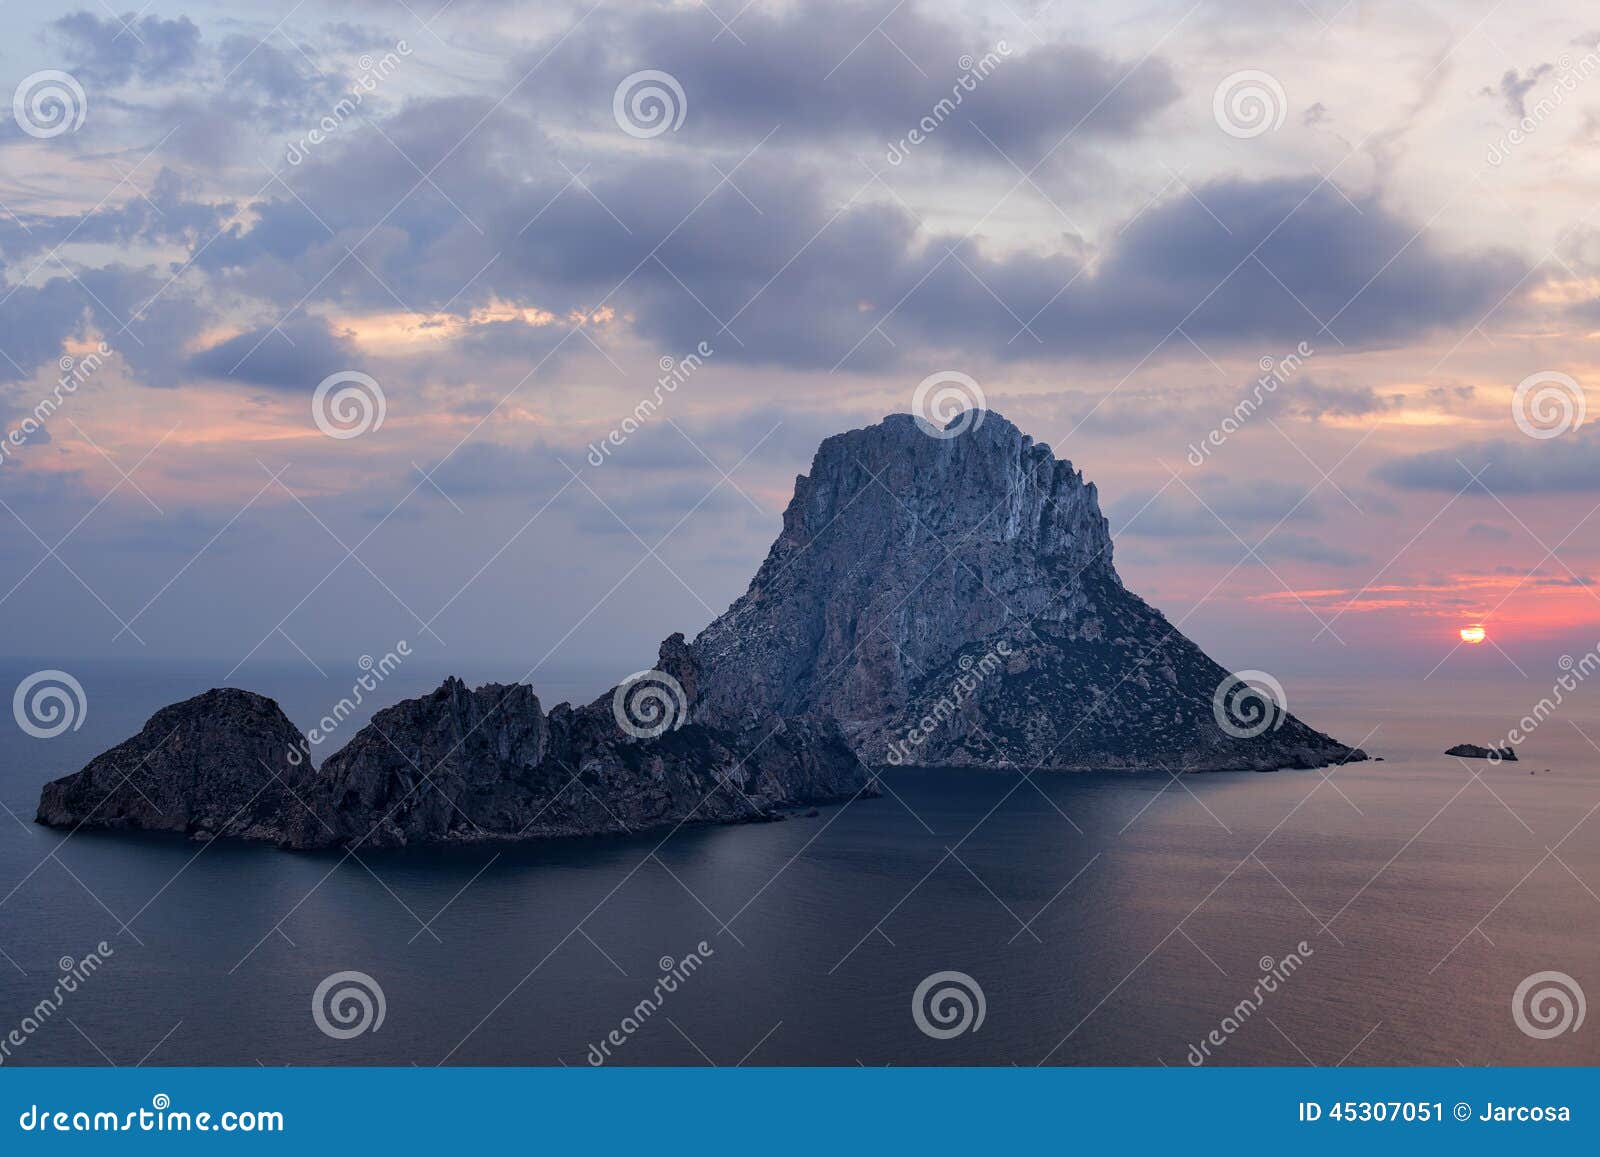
[1445,743,1517,761]
[688,411,1364,772]
[37,410,1365,850]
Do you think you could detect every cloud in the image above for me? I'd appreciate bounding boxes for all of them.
[1375,429,1600,493]
[515,0,1177,164]
[1110,477,1325,538]
[186,317,360,390]
[1285,381,1403,419]
[1481,64,1553,118]
[69,79,1522,376]
[1257,531,1369,567]
[50,11,201,86]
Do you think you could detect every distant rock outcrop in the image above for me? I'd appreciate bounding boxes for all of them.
[1445,743,1517,761]
[688,411,1364,772]
[38,641,870,850]
[35,689,313,840]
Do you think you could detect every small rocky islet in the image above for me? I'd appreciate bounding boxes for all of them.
[1444,743,1518,761]
[37,411,1367,850]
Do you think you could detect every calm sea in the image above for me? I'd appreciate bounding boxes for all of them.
[1,661,1596,1066]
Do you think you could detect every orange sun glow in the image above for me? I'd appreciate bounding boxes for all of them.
[1459,625,1487,644]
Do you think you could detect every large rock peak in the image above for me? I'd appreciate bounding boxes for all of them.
[692,411,1119,732]
[777,411,1115,577]
[691,410,1362,772]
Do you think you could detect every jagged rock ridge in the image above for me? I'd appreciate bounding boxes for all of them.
[37,639,870,850]
[688,411,1365,772]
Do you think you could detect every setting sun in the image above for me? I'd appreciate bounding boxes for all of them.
[1459,625,1487,645]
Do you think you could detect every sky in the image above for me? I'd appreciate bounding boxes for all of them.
[2,0,1599,698]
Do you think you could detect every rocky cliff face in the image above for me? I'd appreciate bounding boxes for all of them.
[37,641,871,850]
[690,411,1364,772]
[274,645,867,850]
[34,689,313,839]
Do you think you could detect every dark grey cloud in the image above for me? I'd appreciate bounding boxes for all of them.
[74,111,1530,375]
[1482,64,1553,118]
[0,169,226,262]
[516,0,1177,164]
[1465,521,1512,541]
[1256,531,1369,567]
[186,316,359,390]
[1376,429,1600,493]
[1286,381,1403,419]
[50,11,201,86]
[418,441,568,500]
[0,262,204,386]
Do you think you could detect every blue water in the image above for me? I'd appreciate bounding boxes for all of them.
[1,662,1597,1066]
